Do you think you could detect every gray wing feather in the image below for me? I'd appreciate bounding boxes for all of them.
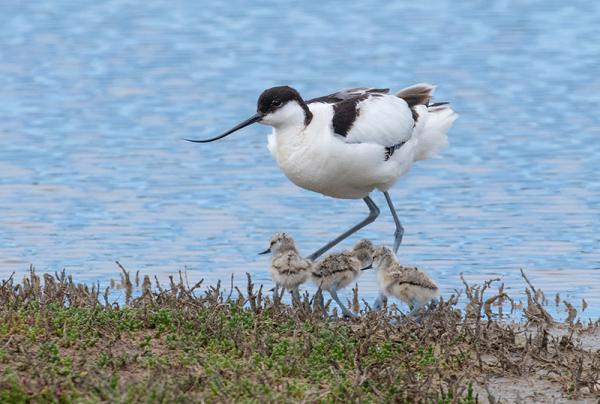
[307,88,389,104]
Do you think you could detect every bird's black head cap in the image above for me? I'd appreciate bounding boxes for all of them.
[257,86,313,125]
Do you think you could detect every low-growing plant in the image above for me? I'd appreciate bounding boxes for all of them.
[0,266,598,402]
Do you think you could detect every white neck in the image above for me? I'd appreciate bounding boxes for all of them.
[272,117,305,134]
[261,101,307,132]
[262,102,309,156]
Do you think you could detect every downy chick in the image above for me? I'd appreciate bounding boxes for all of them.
[260,232,312,302]
[372,245,439,316]
[312,239,375,317]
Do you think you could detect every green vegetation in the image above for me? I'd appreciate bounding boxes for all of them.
[0,268,598,402]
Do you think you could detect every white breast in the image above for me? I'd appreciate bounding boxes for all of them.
[266,101,421,199]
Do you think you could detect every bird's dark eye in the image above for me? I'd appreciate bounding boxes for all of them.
[271,100,282,107]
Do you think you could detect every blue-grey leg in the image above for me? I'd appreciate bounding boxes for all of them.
[273,284,280,302]
[407,299,423,317]
[307,196,380,261]
[329,288,357,318]
[291,287,301,304]
[383,191,404,253]
[316,288,327,316]
[373,292,386,311]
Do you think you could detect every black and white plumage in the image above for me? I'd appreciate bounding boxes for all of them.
[187,84,458,260]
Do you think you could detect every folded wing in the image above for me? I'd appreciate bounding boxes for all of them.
[308,87,417,147]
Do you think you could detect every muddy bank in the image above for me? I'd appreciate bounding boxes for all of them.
[0,268,599,402]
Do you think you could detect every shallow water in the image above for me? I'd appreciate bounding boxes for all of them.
[1,1,599,317]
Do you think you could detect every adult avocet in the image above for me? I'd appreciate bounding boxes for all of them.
[186,84,457,260]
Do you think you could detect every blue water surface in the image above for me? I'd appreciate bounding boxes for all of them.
[0,1,599,317]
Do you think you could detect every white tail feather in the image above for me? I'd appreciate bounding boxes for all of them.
[413,105,458,161]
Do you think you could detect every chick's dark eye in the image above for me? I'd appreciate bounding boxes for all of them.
[271,100,282,107]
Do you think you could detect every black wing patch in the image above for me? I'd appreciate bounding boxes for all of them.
[331,96,367,136]
[428,101,449,108]
[385,140,409,161]
[410,107,419,123]
[309,88,389,137]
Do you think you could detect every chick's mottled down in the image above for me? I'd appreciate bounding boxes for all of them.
[312,239,374,291]
[263,233,312,290]
[373,246,439,313]
[311,239,375,318]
